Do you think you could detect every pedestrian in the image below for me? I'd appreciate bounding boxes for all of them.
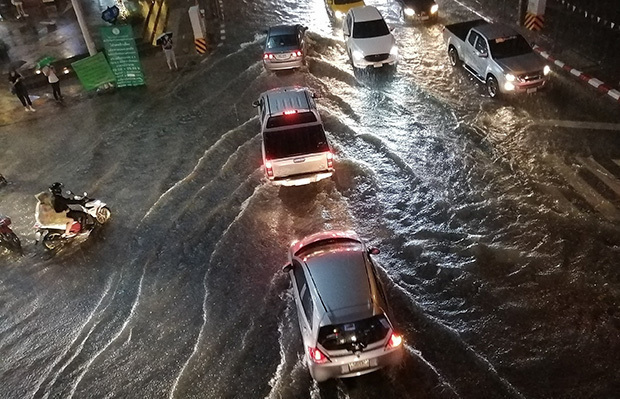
[161,35,178,70]
[42,65,63,102]
[11,0,28,18]
[8,68,35,112]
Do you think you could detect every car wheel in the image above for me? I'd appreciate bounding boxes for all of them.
[448,46,461,67]
[486,75,500,98]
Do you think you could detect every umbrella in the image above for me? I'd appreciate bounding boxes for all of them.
[156,32,173,45]
[36,55,56,69]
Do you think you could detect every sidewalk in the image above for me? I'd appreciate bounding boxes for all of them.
[0,0,221,126]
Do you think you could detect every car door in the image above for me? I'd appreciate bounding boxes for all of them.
[291,259,314,342]
[344,13,353,54]
[469,32,489,77]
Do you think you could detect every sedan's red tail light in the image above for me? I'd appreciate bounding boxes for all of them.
[263,53,274,60]
[326,152,334,168]
[386,333,402,349]
[292,50,302,57]
[308,347,330,364]
[265,160,274,177]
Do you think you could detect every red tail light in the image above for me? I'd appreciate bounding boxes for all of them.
[326,152,334,168]
[292,50,302,57]
[263,53,274,60]
[386,333,402,349]
[265,160,274,177]
[283,110,297,115]
[308,347,329,364]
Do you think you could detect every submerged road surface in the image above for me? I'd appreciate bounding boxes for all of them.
[1,0,619,398]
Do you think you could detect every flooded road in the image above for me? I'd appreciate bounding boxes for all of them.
[1,0,619,398]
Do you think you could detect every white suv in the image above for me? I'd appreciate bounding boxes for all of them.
[253,87,334,186]
[343,6,398,69]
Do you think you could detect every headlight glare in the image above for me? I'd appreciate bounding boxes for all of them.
[352,50,364,61]
[505,73,516,82]
[404,8,415,16]
[504,82,515,91]
[431,4,439,14]
[543,65,551,75]
[335,10,344,19]
[390,45,398,56]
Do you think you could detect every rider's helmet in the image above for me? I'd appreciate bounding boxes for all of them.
[49,182,63,195]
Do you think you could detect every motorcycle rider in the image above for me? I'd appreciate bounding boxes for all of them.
[48,182,85,237]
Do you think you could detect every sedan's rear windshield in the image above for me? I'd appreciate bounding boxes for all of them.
[266,112,317,128]
[264,124,329,159]
[489,35,532,59]
[267,34,298,49]
[352,19,390,39]
[318,314,391,351]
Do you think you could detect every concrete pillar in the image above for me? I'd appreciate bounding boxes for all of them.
[71,0,97,55]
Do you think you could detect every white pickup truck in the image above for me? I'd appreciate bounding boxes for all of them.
[443,19,550,98]
[253,87,335,186]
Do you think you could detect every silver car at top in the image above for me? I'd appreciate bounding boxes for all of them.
[283,230,403,382]
[263,24,307,71]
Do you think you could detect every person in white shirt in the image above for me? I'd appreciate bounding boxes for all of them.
[42,65,63,102]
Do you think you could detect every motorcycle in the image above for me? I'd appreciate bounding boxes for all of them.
[34,191,112,251]
[0,215,23,256]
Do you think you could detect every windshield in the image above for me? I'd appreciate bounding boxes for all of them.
[318,314,391,351]
[352,19,390,39]
[264,124,329,159]
[334,0,361,4]
[488,35,533,59]
[266,34,297,49]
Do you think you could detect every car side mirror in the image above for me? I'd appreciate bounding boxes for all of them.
[252,100,260,108]
[389,26,395,32]
[311,91,320,99]
[262,29,268,35]
[368,247,380,255]
[282,263,292,273]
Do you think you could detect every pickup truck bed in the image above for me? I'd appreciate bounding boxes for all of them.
[444,19,486,42]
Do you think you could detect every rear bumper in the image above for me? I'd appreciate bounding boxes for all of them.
[270,170,333,186]
[309,346,403,382]
[264,59,303,71]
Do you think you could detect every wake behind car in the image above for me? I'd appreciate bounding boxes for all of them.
[443,19,550,98]
[344,6,398,70]
[263,25,307,72]
[283,231,403,382]
[253,87,334,186]
[397,0,439,22]
[325,0,365,21]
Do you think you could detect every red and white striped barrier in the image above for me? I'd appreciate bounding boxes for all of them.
[533,45,620,104]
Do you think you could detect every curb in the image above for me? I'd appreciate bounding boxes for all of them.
[533,45,620,104]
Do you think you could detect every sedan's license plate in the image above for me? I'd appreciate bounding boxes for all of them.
[348,359,370,371]
[275,54,290,60]
[527,88,537,93]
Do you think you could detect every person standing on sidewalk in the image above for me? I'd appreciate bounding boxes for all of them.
[11,0,28,18]
[42,65,63,102]
[8,68,35,112]
[161,35,178,71]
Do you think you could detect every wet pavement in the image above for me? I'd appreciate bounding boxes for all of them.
[1,1,620,399]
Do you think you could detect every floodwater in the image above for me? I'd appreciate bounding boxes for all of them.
[1,0,619,398]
